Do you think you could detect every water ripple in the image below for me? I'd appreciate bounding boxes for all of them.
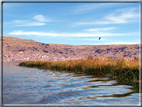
[3,62,140,105]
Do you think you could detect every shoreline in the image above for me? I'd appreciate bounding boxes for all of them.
[19,58,140,93]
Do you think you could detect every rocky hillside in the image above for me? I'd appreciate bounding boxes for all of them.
[3,36,140,62]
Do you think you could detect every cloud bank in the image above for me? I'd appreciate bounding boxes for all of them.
[4,15,52,26]
[73,7,139,26]
[9,30,137,37]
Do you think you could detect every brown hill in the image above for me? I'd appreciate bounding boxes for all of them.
[3,36,140,61]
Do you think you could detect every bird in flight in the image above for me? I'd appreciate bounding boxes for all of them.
[99,37,101,40]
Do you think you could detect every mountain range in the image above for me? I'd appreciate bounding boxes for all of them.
[2,36,140,62]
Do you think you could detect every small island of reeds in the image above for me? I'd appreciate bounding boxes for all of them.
[19,57,140,92]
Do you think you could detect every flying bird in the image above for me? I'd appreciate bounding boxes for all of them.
[99,37,101,40]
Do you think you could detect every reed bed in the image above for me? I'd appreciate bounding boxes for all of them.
[19,58,140,92]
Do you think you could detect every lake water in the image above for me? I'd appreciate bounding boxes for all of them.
[3,62,140,105]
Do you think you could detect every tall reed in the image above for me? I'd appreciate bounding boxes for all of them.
[19,58,140,92]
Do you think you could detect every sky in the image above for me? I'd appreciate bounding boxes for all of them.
[3,2,140,45]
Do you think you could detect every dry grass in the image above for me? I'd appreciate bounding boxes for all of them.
[19,58,139,75]
[19,58,140,92]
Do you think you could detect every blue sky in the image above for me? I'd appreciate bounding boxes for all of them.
[3,3,140,45]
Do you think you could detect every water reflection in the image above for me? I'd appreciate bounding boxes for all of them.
[3,62,140,105]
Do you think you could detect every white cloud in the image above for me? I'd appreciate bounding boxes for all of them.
[84,38,106,41]
[72,3,110,14]
[71,3,127,14]
[33,15,51,22]
[4,14,51,26]
[16,22,45,26]
[13,20,26,23]
[79,38,106,41]
[105,9,139,23]
[70,38,106,41]
[74,7,139,26]
[9,30,137,37]
[11,20,45,26]
[83,27,116,32]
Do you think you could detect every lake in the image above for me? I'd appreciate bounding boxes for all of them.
[3,62,140,105]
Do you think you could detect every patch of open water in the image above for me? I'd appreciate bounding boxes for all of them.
[3,62,140,105]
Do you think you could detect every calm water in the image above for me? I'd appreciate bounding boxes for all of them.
[3,62,140,105]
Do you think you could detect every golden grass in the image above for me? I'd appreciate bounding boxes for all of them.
[19,58,140,92]
[19,58,139,79]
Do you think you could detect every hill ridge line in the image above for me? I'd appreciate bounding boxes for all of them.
[3,36,140,62]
